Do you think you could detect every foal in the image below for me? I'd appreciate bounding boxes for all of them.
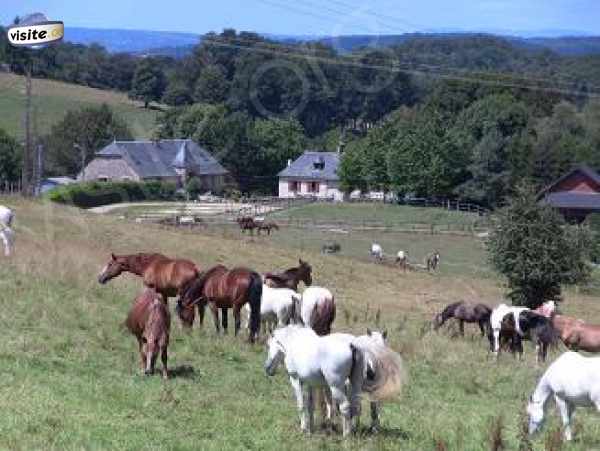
[126,289,170,379]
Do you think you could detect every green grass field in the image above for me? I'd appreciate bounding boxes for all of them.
[0,73,160,139]
[2,197,600,450]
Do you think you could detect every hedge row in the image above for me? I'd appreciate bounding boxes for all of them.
[46,180,181,208]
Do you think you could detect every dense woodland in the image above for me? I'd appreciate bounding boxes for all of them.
[1,27,600,205]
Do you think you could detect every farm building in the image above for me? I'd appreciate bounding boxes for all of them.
[539,165,600,222]
[278,151,345,201]
[81,139,229,192]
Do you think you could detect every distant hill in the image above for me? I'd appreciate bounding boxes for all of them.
[0,73,159,139]
[61,26,600,58]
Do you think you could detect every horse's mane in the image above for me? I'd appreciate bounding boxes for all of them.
[311,296,336,336]
[353,339,405,402]
[144,299,170,341]
[182,264,228,305]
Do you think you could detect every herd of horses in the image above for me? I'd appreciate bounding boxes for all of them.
[97,252,404,435]
[433,299,600,440]
[236,216,279,235]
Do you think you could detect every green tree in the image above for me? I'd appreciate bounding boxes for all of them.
[0,129,22,182]
[194,64,230,104]
[185,176,204,198]
[44,104,132,176]
[487,184,593,308]
[129,58,166,108]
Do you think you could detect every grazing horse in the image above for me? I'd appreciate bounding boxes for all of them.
[528,352,600,441]
[330,329,404,432]
[370,243,384,262]
[98,253,200,304]
[264,325,365,436]
[297,286,336,336]
[433,301,491,337]
[177,265,263,343]
[426,251,440,271]
[125,289,170,379]
[237,216,258,235]
[489,304,529,357]
[552,314,600,352]
[257,221,279,236]
[322,241,341,254]
[264,259,312,291]
[0,205,14,257]
[395,250,407,272]
[242,285,301,334]
[489,306,558,363]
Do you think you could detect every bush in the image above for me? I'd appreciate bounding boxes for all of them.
[46,180,178,208]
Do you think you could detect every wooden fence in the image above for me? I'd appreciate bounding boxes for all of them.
[0,181,22,196]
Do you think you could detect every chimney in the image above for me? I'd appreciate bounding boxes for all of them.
[287,159,292,167]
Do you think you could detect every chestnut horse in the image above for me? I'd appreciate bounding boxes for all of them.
[264,259,312,291]
[98,252,200,303]
[125,289,170,378]
[552,314,600,352]
[178,265,263,343]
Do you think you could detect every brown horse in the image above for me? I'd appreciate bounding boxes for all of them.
[125,289,170,378]
[433,301,491,336]
[237,217,258,235]
[257,221,279,236]
[177,265,263,343]
[98,253,200,303]
[264,259,312,291]
[552,314,600,352]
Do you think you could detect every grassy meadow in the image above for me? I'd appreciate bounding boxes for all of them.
[2,197,600,450]
[0,73,159,139]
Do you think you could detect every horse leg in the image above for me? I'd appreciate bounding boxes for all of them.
[370,402,380,432]
[233,305,241,337]
[478,320,485,337]
[322,387,334,430]
[198,302,205,328]
[160,346,168,380]
[555,396,573,441]
[459,320,465,337]
[210,303,220,334]
[221,307,228,334]
[330,384,352,437]
[137,337,145,374]
[306,387,315,434]
[290,377,309,433]
[493,329,500,359]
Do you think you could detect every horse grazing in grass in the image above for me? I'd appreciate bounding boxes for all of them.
[257,221,279,236]
[243,285,301,334]
[489,305,558,363]
[552,314,600,352]
[297,286,336,336]
[433,301,491,337]
[237,216,258,235]
[330,329,404,432]
[125,289,170,379]
[264,259,312,291]
[370,243,384,262]
[426,251,440,271]
[0,205,14,257]
[528,352,600,441]
[322,241,341,254]
[177,265,263,343]
[98,253,200,303]
[264,325,365,436]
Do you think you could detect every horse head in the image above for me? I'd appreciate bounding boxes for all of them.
[98,253,128,284]
[298,259,312,286]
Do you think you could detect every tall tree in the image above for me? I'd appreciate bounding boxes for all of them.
[0,129,22,183]
[129,58,166,108]
[194,64,230,104]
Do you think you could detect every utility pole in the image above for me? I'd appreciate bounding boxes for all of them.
[74,143,85,180]
[21,61,33,196]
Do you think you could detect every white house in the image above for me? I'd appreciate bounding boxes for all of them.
[278,151,345,201]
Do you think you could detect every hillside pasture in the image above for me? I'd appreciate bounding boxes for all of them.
[2,197,600,449]
[0,73,159,139]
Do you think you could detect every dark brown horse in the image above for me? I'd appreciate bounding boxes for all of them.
[237,217,258,235]
[177,265,263,343]
[433,301,491,336]
[264,259,312,291]
[125,289,170,378]
[257,221,279,235]
[98,253,200,303]
[552,314,600,352]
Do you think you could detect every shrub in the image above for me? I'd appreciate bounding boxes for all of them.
[46,180,178,208]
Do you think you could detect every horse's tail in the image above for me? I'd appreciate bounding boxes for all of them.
[290,293,302,325]
[311,295,336,336]
[434,301,463,329]
[357,341,406,402]
[248,272,263,343]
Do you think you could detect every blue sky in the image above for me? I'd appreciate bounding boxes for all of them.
[1,0,598,35]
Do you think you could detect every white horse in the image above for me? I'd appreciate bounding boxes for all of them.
[0,205,14,257]
[264,325,364,436]
[370,243,384,261]
[395,250,408,271]
[490,303,529,357]
[330,329,404,431]
[298,286,336,336]
[243,285,301,333]
[528,352,600,441]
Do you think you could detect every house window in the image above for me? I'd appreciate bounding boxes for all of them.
[97,176,109,182]
[288,181,299,192]
[309,182,320,193]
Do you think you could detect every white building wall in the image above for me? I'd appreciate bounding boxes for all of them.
[279,177,345,201]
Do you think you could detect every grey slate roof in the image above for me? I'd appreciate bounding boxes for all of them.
[95,139,228,178]
[540,192,600,210]
[278,151,340,181]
